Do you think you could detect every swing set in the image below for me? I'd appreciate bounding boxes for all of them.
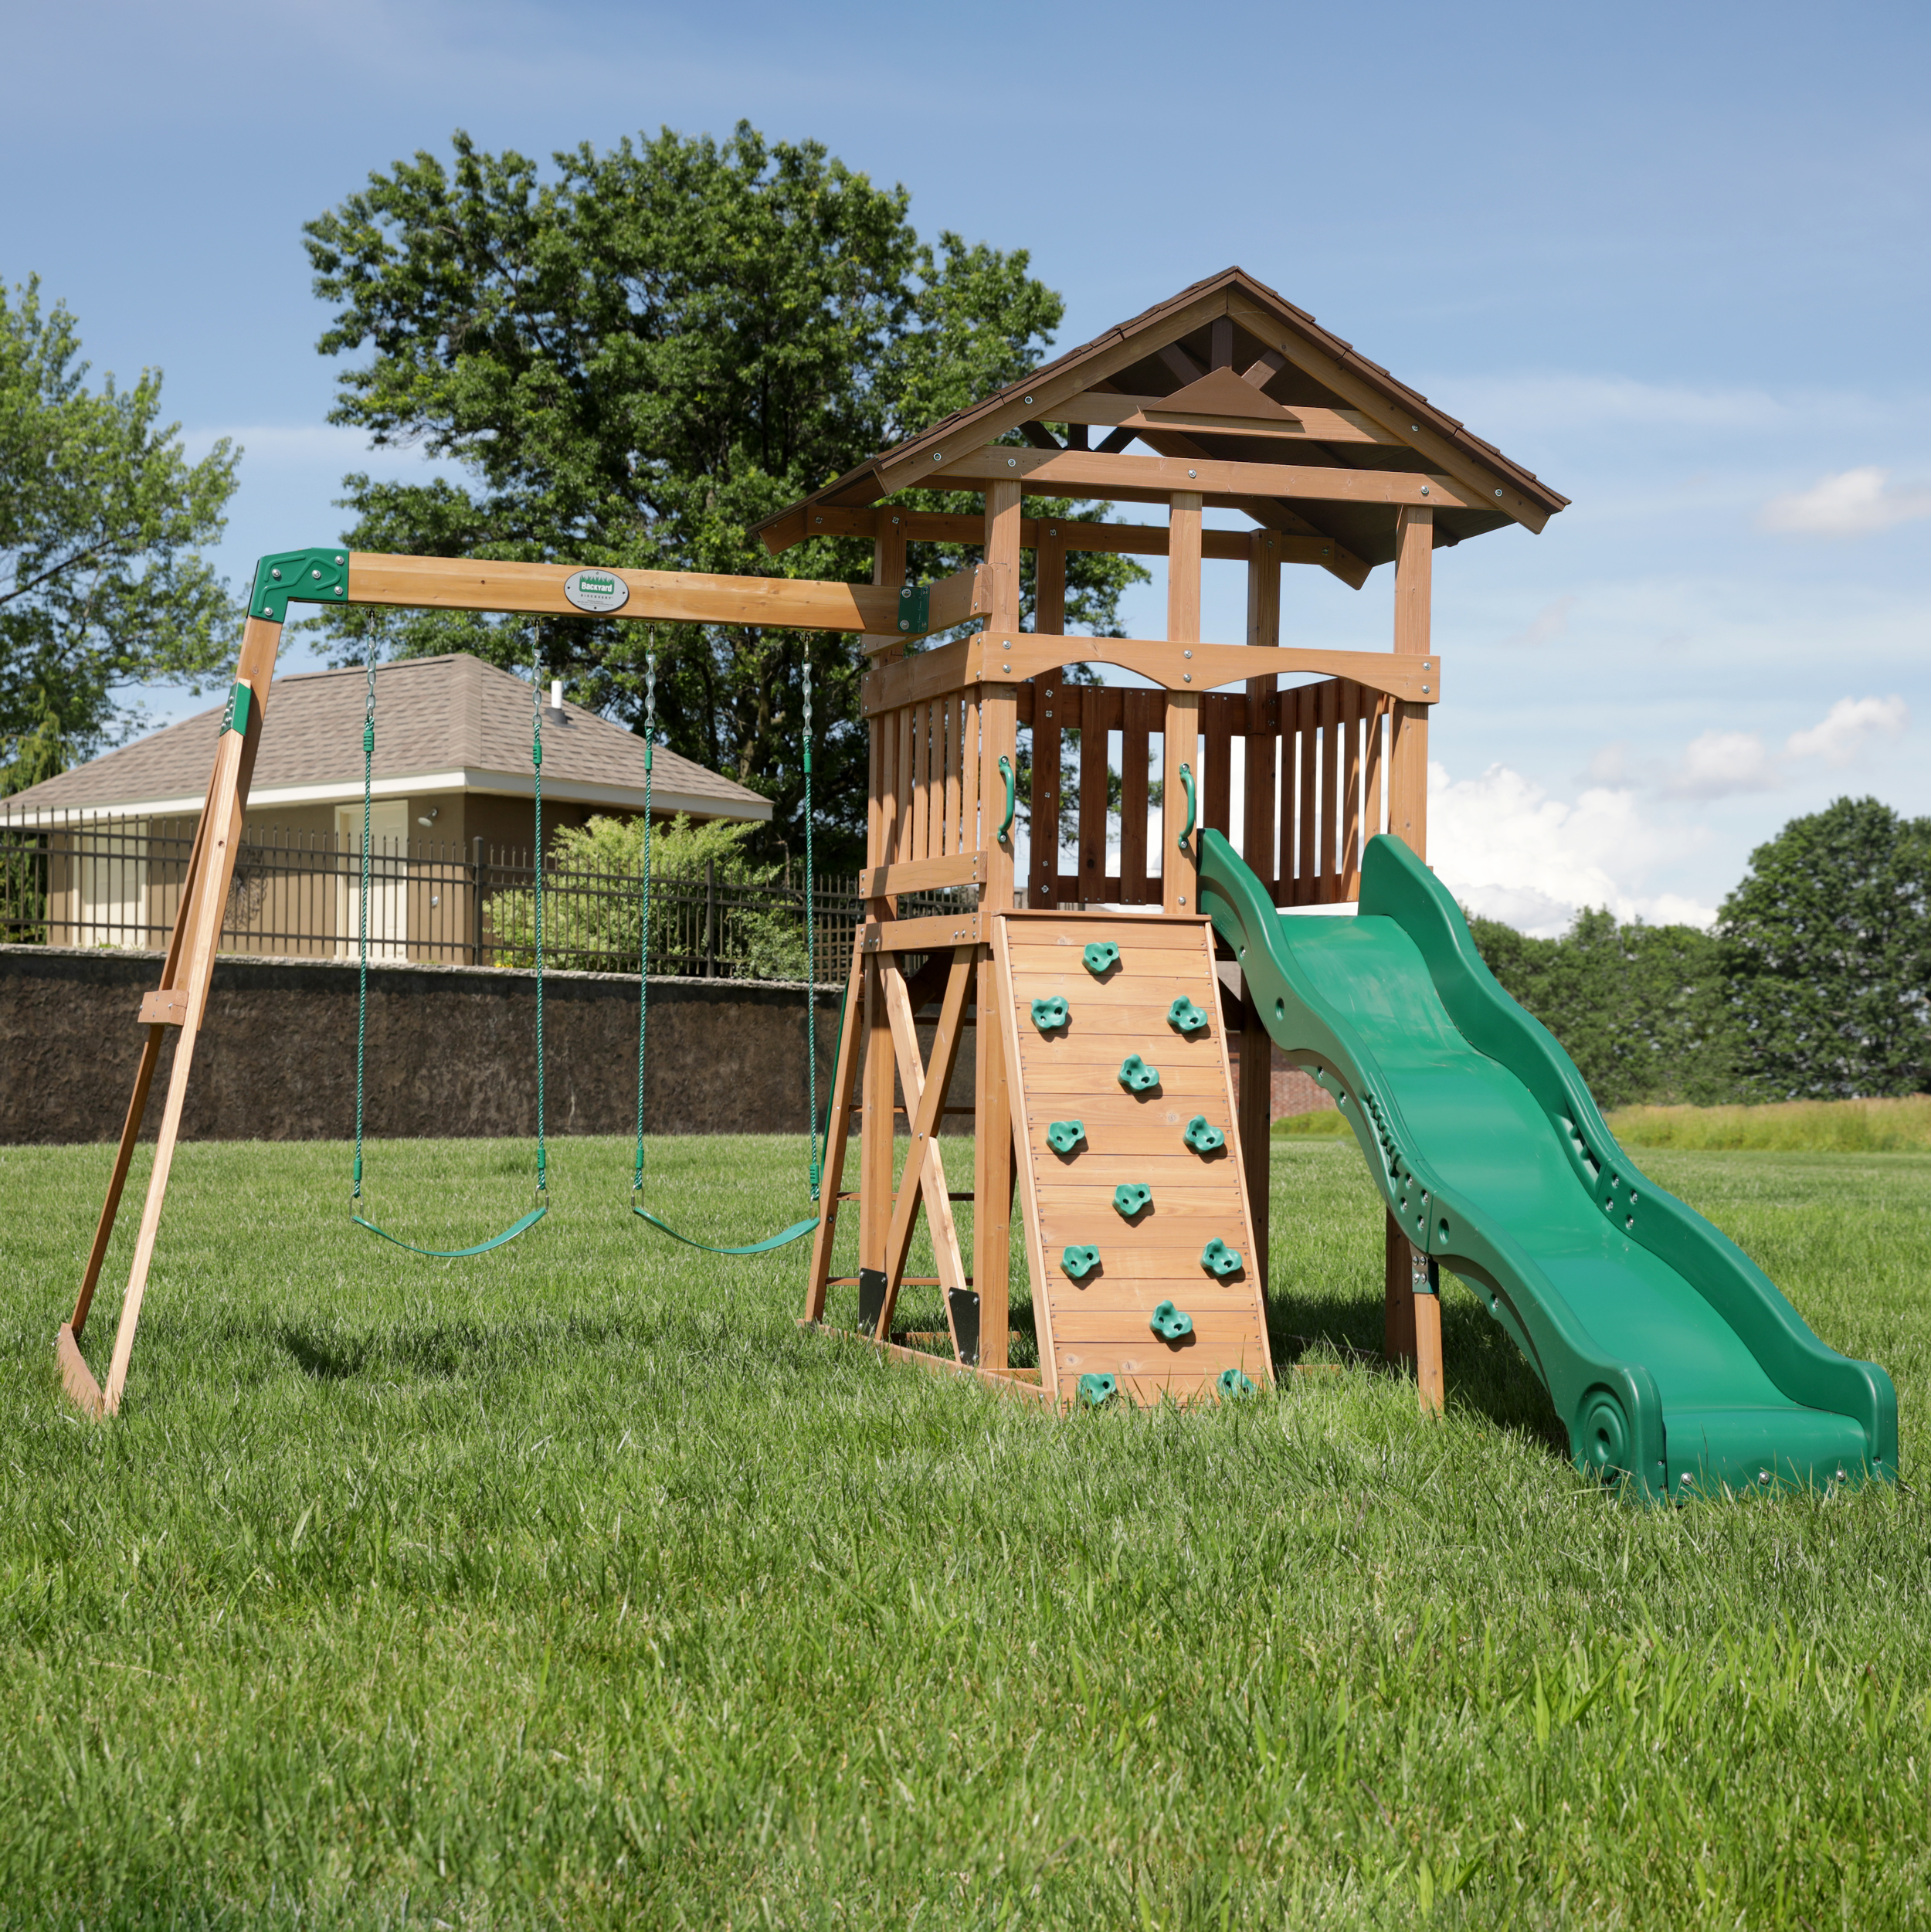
[56,545,992,1418]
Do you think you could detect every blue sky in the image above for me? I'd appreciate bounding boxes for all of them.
[5,0,1926,930]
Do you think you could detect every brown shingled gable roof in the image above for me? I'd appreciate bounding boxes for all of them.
[755,267,1567,572]
[6,654,769,821]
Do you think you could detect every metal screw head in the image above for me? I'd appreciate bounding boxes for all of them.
[1008,457,1017,467]
[1410,424,1419,432]
[932,451,943,461]
[1183,673,1192,682]
[271,567,282,579]
[1419,485,1430,497]
[1024,394,1034,405]
[1187,468,1197,479]
[1183,649,1192,657]
[1495,487,1504,497]
[1421,684,1430,694]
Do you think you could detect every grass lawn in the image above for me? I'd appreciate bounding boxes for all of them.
[2,1131,1928,1927]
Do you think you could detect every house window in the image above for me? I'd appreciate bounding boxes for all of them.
[335,801,409,962]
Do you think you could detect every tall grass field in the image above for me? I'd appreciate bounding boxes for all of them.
[2,1131,1927,1927]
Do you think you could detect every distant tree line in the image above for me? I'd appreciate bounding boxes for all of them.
[1470,797,1931,1105]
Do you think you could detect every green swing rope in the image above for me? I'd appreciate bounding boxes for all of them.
[351,652,549,1257]
[630,646,820,1256]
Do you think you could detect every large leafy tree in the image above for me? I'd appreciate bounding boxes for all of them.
[0,277,240,792]
[1469,907,1742,1109]
[1718,796,1931,1098]
[303,123,1141,869]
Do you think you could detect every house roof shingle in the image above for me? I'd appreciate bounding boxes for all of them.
[5,654,769,822]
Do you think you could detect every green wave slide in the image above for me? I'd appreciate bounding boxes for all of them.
[1197,828,1898,1502]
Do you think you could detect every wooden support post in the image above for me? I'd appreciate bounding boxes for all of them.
[1240,530,1281,1288]
[58,616,283,1416]
[1389,505,1433,862]
[854,527,910,1333]
[803,932,867,1324]
[975,479,1023,1367]
[1031,520,1067,909]
[1384,1214,1418,1366]
[1416,1268,1445,1417]
[1163,491,1203,915]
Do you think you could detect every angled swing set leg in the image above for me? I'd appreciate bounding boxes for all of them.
[804,932,866,1324]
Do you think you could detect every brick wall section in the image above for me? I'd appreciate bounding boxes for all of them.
[0,946,847,1144]
[1,946,1324,1144]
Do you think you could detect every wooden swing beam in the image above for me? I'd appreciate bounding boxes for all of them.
[53,547,993,1419]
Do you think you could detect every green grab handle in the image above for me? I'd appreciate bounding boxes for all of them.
[1114,1183,1152,1218]
[1149,1299,1193,1341]
[1046,1119,1086,1156]
[1183,1115,1225,1154]
[1082,940,1120,976]
[1177,761,1196,851]
[997,754,1016,840]
[1118,1054,1161,1093]
[1062,1244,1101,1281]
[1031,996,1070,1033]
[1201,1237,1244,1278]
[1217,1367,1256,1399]
[1167,996,1209,1036]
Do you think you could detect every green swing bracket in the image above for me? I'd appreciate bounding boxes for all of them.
[250,548,350,624]
[897,582,930,634]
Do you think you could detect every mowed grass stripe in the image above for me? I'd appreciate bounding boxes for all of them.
[1,1133,1926,1927]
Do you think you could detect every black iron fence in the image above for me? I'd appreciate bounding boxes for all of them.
[0,807,952,983]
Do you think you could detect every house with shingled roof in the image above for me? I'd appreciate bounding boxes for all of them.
[4,653,766,957]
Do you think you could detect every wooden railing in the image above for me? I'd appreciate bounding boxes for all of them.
[1022,674,1392,908]
[870,693,986,873]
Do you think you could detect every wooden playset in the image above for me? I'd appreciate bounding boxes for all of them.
[56,267,1571,1420]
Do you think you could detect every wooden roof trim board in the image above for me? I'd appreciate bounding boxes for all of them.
[752,267,1566,557]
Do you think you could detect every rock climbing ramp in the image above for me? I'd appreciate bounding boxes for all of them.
[994,914,1274,1407]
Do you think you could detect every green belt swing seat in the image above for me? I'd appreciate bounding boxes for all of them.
[349,653,551,1257]
[627,652,826,1256]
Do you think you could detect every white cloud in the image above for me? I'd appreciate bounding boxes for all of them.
[1661,728,1783,800]
[1427,761,1715,937]
[1759,467,1931,537]
[1499,594,1576,648]
[1783,693,1909,764]
[1626,695,1912,801]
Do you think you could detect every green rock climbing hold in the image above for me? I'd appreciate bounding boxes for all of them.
[1167,996,1210,1035]
[1082,940,1120,975]
[1118,1053,1160,1093]
[1047,1119,1086,1156]
[1113,1182,1152,1218]
[1062,1244,1101,1281]
[1149,1299,1193,1342]
[1217,1367,1256,1399]
[1078,1372,1118,1407]
[1183,1115,1225,1154]
[1031,996,1070,1033]
[1201,1238,1244,1278]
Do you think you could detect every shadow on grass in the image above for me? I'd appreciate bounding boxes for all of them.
[1263,1280,1572,1463]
